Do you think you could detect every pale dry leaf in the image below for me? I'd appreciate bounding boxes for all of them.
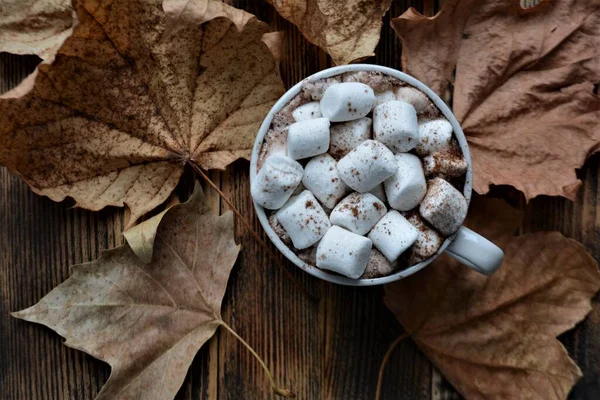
[13,184,241,399]
[162,0,254,38]
[392,0,600,200]
[385,196,600,399]
[123,191,182,262]
[0,0,75,60]
[0,0,285,226]
[123,205,175,264]
[270,0,392,65]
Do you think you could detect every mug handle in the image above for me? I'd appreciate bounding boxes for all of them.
[444,226,504,276]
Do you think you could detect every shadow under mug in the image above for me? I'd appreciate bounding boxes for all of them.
[250,64,503,286]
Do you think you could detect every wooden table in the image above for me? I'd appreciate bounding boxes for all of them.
[1,1,599,399]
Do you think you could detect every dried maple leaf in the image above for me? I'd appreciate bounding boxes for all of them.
[269,0,392,65]
[384,196,600,399]
[12,184,292,399]
[392,0,600,200]
[0,0,75,60]
[0,0,285,226]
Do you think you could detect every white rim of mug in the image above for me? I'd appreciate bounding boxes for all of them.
[250,64,473,286]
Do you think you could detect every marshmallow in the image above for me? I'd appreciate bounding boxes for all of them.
[251,155,303,210]
[384,153,427,211]
[330,192,387,235]
[405,213,444,264]
[373,101,419,153]
[292,101,322,121]
[420,178,468,236]
[287,117,330,160]
[302,154,349,208]
[337,140,397,193]
[276,190,331,249]
[395,86,430,113]
[368,210,419,262]
[416,119,453,155]
[423,147,468,178]
[360,249,399,279]
[374,90,396,107]
[329,117,372,158]
[316,226,372,279]
[369,184,387,203]
[268,214,291,246]
[320,82,376,122]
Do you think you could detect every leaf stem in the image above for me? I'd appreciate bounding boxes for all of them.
[189,161,319,302]
[375,332,411,400]
[219,320,295,398]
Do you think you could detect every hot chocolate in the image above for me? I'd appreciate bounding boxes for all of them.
[252,70,468,280]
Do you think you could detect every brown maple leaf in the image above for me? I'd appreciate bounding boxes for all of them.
[12,183,293,399]
[269,0,392,65]
[392,0,600,200]
[384,196,600,399]
[0,0,75,60]
[0,0,285,226]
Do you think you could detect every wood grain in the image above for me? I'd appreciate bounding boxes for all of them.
[1,0,599,399]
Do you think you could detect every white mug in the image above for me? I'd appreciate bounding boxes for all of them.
[250,64,504,286]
